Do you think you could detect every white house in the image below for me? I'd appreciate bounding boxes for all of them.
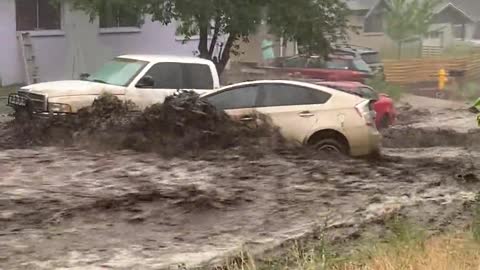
[0,0,211,86]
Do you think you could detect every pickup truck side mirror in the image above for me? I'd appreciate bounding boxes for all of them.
[80,73,90,80]
[136,76,155,88]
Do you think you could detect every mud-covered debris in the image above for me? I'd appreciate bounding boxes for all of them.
[1,92,289,157]
[382,127,480,148]
[395,102,430,125]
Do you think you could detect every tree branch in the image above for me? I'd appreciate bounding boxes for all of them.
[208,15,222,57]
[217,33,238,74]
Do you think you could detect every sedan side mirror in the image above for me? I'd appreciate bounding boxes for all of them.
[80,73,90,80]
[136,76,155,88]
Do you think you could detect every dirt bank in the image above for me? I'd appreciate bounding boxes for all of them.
[382,127,480,148]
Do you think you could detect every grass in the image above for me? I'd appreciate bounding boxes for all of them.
[220,214,480,270]
[366,76,405,101]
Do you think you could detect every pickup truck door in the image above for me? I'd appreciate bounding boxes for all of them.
[126,62,182,110]
[126,62,217,110]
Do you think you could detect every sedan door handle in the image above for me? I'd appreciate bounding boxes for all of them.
[240,116,254,122]
[299,111,314,117]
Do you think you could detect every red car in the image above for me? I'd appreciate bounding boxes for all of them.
[316,81,397,128]
[269,54,374,83]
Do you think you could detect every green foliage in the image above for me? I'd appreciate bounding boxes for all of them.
[66,0,350,73]
[472,193,480,242]
[458,82,480,101]
[267,0,350,56]
[365,76,404,101]
[384,0,439,58]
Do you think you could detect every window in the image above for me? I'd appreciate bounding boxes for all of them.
[99,2,140,28]
[426,31,440,39]
[182,64,214,89]
[453,24,466,40]
[258,84,331,107]
[306,58,326,68]
[352,59,372,73]
[16,0,61,31]
[142,63,213,90]
[144,63,183,89]
[204,86,259,110]
[326,59,351,70]
[358,87,379,100]
[284,56,308,68]
[364,13,384,33]
[87,58,147,87]
[360,52,380,65]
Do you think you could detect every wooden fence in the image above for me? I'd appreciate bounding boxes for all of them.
[384,54,480,84]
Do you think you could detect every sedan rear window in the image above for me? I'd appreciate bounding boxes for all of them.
[259,84,331,107]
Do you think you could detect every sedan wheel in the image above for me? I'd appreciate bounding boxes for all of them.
[314,138,347,155]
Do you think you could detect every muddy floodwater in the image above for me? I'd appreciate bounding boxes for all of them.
[0,95,478,269]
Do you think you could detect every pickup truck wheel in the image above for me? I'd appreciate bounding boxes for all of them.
[14,108,32,123]
[314,138,348,155]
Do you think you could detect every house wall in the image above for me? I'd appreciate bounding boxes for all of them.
[231,23,296,64]
[0,0,23,86]
[0,1,201,86]
[346,14,394,52]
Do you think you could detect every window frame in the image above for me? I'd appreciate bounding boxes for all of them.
[452,24,466,40]
[142,62,184,90]
[357,86,379,100]
[256,83,332,108]
[98,2,142,31]
[363,12,384,34]
[202,84,262,110]
[15,0,63,33]
[139,62,214,90]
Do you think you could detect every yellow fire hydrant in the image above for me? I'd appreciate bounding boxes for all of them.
[438,68,448,91]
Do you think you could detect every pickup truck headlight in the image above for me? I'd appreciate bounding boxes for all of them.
[48,103,72,113]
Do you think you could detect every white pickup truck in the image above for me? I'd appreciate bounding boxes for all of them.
[7,55,220,115]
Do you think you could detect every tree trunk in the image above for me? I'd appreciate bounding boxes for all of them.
[208,16,221,57]
[197,18,210,59]
[216,34,238,75]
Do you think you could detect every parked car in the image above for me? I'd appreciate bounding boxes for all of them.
[316,81,396,128]
[268,54,373,83]
[8,55,220,116]
[333,45,384,79]
[201,80,381,156]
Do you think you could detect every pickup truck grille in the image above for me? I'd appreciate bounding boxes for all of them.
[8,91,47,112]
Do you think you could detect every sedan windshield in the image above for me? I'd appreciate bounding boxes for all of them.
[86,58,147,86]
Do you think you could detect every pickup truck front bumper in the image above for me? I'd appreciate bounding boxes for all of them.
[7,92,48,114]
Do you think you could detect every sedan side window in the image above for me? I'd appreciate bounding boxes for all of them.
[144,63,183,89]
[359,87,379,100]
[204,86,259,110]
[259,84,331,107]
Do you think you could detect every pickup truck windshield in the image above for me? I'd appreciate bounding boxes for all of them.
[87,58,147,86]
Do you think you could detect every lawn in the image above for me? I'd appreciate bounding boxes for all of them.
[222,214,480,270]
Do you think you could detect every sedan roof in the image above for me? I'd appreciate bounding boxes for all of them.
[205,80,365,100]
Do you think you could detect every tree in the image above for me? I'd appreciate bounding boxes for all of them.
[384,0,439,58]
[66,0,350,74]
